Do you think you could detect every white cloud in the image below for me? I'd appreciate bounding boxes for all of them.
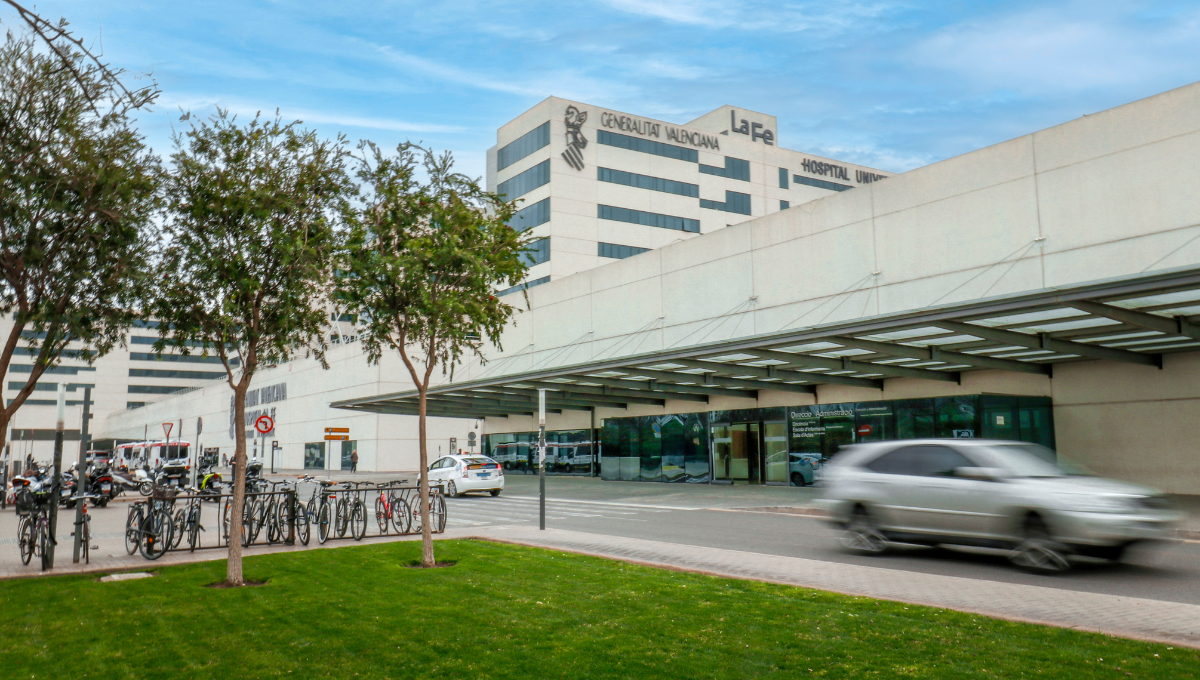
[910,3,1200,95]
[595,0,895,34]
[157,95,465,133]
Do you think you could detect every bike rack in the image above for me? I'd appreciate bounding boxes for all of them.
[124,481,448,560]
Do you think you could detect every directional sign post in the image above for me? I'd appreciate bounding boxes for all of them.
[255,416,274,468]
[324,426,349,441]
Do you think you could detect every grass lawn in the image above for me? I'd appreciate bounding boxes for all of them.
[0,540,1195,679]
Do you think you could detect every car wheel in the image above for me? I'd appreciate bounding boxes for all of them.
[1009,515,1071,573]
[447,481,459,498]
[791,472,807,487]
[841,506,888,555]
[489,489,500,497]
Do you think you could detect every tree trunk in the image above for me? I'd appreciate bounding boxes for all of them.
[227,382,248,585]
[418,385,434,567]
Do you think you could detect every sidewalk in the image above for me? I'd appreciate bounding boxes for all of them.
[470,525,1200,649]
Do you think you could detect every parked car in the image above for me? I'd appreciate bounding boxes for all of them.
[815,439,1181,572]
[789,453,816,487]
[427,455,504,497]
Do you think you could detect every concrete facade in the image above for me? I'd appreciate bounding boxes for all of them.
[488,97,889,287]
[89,82,1200,491]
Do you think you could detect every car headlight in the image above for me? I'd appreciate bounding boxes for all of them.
[1056,494,1135,514]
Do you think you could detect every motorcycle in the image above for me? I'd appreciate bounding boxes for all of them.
[157,460,189,489]
[59,463,79,508]
[197,464,223,499]
[86,462,117,507]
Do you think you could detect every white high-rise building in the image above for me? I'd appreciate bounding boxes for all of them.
[486,98,890,295]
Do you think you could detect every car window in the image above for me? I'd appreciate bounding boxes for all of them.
[432,458,449,469]
[865,447,924,475]
[865,445,973,476]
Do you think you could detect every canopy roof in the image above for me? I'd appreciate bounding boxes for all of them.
[331,265,1200,419]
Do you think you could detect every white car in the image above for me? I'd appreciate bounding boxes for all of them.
[427,454,505,497]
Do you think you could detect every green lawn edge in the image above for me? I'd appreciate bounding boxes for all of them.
[0,539,1193,679]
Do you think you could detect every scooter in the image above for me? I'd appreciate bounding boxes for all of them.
[85,462,117,507]
[197,464,223,499]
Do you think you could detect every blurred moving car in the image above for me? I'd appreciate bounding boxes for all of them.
[427,454,504,497]
[816,439,1182,572]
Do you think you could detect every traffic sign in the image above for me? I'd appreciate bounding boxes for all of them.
[162,422,173,438]
[324,434,348,441]
[254,415,274,434]
[856,424,873,436]
[325,427,349,434]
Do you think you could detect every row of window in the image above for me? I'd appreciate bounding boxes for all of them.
[521,238,550,267]
[598,242,650,260]
[129,368,226,380]
[699,191,752,216]
[699,157,750,181]
[598,167,699,198]
[598,205,700,233]
[497,159,550,201]
[597,130,699,163]
[7,381,94,392]
[497,122,550,172]
[130,352,230,365]
[9,364,95,375]
[779,167,852,192]
[129,385,189,394]
[497,275,551,297]
[510,198,550,232]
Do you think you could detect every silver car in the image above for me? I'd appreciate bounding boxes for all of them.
[816,439,1182,572]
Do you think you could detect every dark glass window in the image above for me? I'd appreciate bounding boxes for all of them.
[793,174,853,192]
[128,368,225,380]
[509,198,550,232]
[597,130,698,163]
[601,420,621,480]
[779,167,789,188]
[598,205,700,233]
[598,167,699,197]
[128,385,188,394]
[497,159,550,201]
[496,122,550,171]
[598,242,650,260]
[865,447,924,475]
[496,275,550,297]
[936,396,978,439]
[639,419,662,482]
[895,399,936,439]
[780,200,789,210]
[521,237,550,267]
[700,157,751,181]
[700,191,751,216]
[129,352,234,365]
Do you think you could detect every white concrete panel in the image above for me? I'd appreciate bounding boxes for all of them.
[872,136,1035,217]
[1033,81,1200,173]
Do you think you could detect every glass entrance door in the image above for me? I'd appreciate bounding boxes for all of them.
[763,421,788,484]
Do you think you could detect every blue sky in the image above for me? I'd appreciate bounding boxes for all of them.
[5,1,1200,178]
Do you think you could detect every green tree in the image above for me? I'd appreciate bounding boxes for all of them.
[0,31,157,452]
[336,142,529,567]
[152,110,353,585]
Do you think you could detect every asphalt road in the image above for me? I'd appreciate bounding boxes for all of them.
[445,475,1200,606]
[3,472,1198,608]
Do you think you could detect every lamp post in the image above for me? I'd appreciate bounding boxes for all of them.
[71,386,93,563]
[538,389,546,531]
[46,384,66,567]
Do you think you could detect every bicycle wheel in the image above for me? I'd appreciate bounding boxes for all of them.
[187,505,202,552]
[266,501,282,544]
[390,496,412,535]
[335,498,348,538]
[295,499,311,546]
[39,520,52,571]
[431,494,447,533]
[171,509,186,549]
[81,515,91,564]
[375,496,389,534]
[317,502,331,544]
[140,509,173,560]
[244,498,258,546]
[18,516,34,565]
[350,500,367,541]
[125,506,143,555]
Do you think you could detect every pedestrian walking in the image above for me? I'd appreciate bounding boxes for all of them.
[350,449,358,473]
[222,452,227,468]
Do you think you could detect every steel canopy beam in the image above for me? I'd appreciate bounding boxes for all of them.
[1066,299,1200,340]
[663,358,884,390]
[716,348,958,384]
[829,336,1054,376]
[564,374,755,399]
[933,320,1161,368]
[605,367,816,394]
[514,380,711,403]
[480,385,667,406]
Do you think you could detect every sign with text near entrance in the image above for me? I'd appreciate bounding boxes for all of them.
[324,435,348,441]
[325,427,349,434]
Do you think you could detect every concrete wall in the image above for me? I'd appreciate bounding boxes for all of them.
[467,81,1200,492]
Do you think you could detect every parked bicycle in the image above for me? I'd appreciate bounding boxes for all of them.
[125,485,177,560]
[374,480,413,535]
[13,473,56,570]
[70,492,102,564]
